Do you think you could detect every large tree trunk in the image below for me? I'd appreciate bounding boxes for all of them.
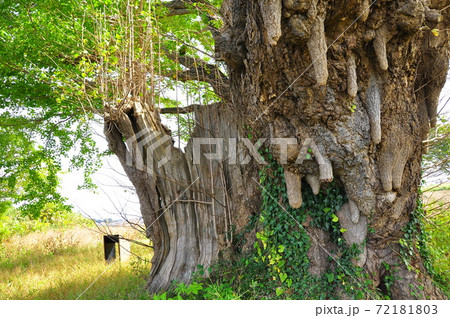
[104,0,449,299]
[217,0,449,299]
[104,102,260,293]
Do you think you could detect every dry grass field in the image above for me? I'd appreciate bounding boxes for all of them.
[0,225,153,300]
[0,186,448,299]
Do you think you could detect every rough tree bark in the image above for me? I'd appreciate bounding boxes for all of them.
[104,101,260,292]
[217,0,449,299]
[104,0,449,299]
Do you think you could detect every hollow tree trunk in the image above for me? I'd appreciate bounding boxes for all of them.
[104,0,449,299]
[216,0,449,299]
[104,102,260,293]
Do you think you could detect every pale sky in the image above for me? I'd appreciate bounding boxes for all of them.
[59,78,450,221]
[59,124,141,221]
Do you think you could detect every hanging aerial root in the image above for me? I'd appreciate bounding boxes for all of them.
[296,138,334,183]
[373,26,389,71]
[318,160,333,183]
[347,54,358,98]
[348,200,360,224]
[426,87,439,129]
[259,0,282,46]
[306,174,321,195]
[285,170,303,209]
[365,76,382,145]
[379,137,411,192]
[307,16,328,86]
[391,157,408,191]
[379,153,394,192]
[340,173,376,218]
[360,0,371,22]
[337,202,368,267]
[309,142,333,182]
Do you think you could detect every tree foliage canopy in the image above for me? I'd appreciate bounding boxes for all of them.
[0,0,224,216]
[423,115,450,182]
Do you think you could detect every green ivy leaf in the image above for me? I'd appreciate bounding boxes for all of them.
[332,214,339,222]
[286,279,293,288]
[326,273,334,283]
[276,287,283,296]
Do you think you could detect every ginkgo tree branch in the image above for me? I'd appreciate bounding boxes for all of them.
[163,0,212,17]
[164,53,229,100]
[423,131,450,144]
[159,104,199,114]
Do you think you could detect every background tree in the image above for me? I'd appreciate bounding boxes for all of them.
[0,0,102,219]
[423,114,450,182]
[1,0,449,299]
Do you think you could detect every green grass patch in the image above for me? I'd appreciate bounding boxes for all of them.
[424,198,450,296]
[0,205,91,242]
[0,227,153,300]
